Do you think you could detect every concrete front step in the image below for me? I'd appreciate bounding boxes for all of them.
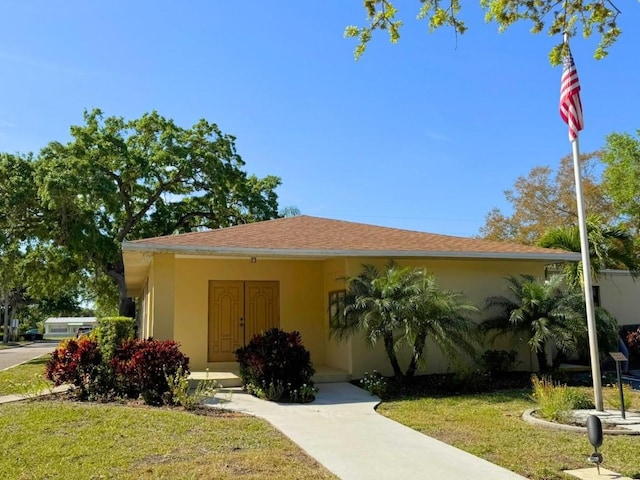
[189,365,351,388]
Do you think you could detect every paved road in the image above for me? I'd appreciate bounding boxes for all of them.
[0,342,58,370]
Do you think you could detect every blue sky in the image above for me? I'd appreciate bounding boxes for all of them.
[1,1,637,237]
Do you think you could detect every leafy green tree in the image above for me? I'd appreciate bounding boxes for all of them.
[602,130,640,234]
[34,109,282,316]
[348,0,625,63]
[537,215,639,287]
[482,274,582,371]
[479,152,615,244]
[0,154,88,340]
[331,262,478,379]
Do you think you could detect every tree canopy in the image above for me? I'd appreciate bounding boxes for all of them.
[601,129,640,235]
[348,0,625,63]
[479,151,615,244]
[1,110,283,318]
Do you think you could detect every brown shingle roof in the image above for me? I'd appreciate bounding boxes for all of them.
[123,215,577,260]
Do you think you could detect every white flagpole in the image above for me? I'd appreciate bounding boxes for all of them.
[570,136,603,411]
[565,33,603,411]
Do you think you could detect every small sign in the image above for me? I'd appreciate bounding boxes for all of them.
[610,352,628,362]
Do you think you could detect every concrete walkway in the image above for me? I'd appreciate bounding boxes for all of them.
[205,382,526,480]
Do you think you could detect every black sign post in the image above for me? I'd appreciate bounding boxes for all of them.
[609,352,628,420]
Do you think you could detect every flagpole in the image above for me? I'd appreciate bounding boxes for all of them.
[564,32,603,411]
[570,136,603,411]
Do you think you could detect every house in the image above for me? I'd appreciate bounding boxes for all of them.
[596,270,640,332]
[44,317,98,338]
[122,216,586,381]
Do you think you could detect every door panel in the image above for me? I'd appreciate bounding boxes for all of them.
[208,281,244,362]
[208,281,279,362]
[245,282,279,340]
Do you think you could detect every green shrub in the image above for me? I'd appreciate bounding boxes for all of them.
[479,350,519,375]
[235,328,316,403]
[112,339,189,405]
[604,383,632,411]
[165,367,220,410]
[531,375,593,422]
[359,371,388,398]
[94,317,135,360]
[565,387,595,409]
[449,368,491,393]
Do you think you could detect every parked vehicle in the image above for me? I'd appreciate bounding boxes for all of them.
[76,326,93,338]
[23,329,44,341]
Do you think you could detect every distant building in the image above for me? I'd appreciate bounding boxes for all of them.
[44,317,97,337]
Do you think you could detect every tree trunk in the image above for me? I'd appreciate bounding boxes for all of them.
[536,350,549,372]
[406,333,427,378]
[106,262,135,318]
[382,332,403,379]
[119,296,135,318]
[2,292,8,344]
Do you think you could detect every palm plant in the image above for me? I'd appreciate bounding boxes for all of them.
[404,274,479,377]
[559,292,619,363]
[482,274,582,371]
[330,263,420,378]
[331,262,479,379]
[537,215,639,288]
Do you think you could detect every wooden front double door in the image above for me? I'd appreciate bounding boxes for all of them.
[208,281,280,362]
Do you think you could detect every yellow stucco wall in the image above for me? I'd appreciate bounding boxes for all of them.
[151,254,175,341]
[171,257,326,371]
[598,270,640,328]
[139,253,554,376]
[342,257,547,377]
[322,257,352,372]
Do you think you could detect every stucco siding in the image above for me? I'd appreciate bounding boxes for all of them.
[598,271,640,327]
[342,257,547,377]
[172,257,326,371]
[322,257,352,372]
[151,254,175,341]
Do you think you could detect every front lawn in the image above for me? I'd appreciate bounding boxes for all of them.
[0,355,52,396]
[0,399,337,479]
[377,388,640,480]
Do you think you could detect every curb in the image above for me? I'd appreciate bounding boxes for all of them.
[0,342,35,349]
[0,385,70,405]
[522,409,640,435]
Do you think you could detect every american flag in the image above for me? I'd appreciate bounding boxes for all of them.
[559,45,584,141]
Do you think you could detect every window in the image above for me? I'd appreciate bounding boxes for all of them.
[328,290,346,326]
[592,285,600,307]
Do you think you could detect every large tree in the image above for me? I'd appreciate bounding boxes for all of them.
[479,152,615,244]
[348,0,625,63]
[601,129,640,235]
[33,109,282,316]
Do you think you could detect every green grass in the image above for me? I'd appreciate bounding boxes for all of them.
[0,355,53,396]
[377,388,640,480]
[0,400,337,480]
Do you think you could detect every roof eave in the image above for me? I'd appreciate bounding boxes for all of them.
[122,242,580,262]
